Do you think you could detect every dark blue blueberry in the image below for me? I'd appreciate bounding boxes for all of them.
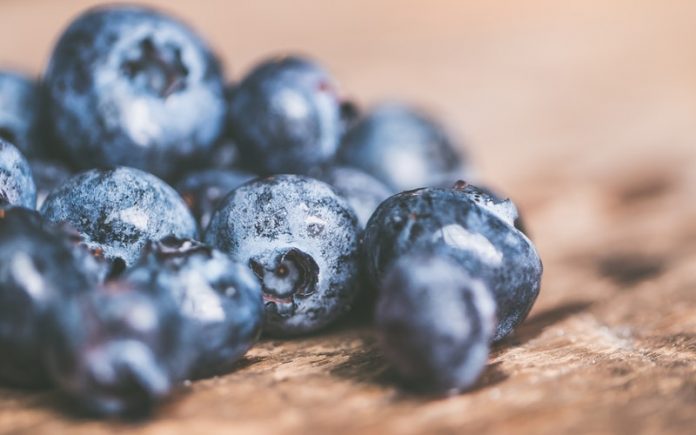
[44,5,227,179]
[43,279,190,417]
[29,159,73,209]
[0,208,97,387]
[337,103,471,192]
[41,166,197,267]
[228,56,351,175]
[363,184,542,341]
[126,237,263,379]
[175,168,256,231]
[0,139,36,209]
[204,175,361,336]
[376,251,496,393]
[452,180,528,236]
[316,166,391,229]
[0,72,45,158]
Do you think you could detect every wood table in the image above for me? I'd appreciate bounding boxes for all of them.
[0,1,694,433]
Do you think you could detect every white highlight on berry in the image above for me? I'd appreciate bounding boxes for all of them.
[435,224,503,266]
[11,252,48,302]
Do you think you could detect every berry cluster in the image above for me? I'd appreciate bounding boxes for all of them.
[0,5,542,417]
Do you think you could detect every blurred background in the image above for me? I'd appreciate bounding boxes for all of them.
[2,0,695,189]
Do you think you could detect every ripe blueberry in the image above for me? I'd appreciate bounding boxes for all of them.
[316,165,391,229]
[40,166,197,267]
[29,159,73,209]
[0,139,36,209]
[376,251,496,393]
[44,5,227,179]
[43,279,190,417]
[0,208,97,387]
[204,175,361,336]
[452,180,528,235]
[228,56,351,174]
[175,168,256,231]
[126,237,264,379]
[363,184,542,341]
[0,71,45,158]
[337,103,470,192]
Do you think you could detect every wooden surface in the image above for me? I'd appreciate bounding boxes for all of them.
[1,1,696,434]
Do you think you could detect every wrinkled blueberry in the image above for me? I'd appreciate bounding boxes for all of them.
[0,208,96,387]
[377,251,496,393]
[41,166,197,267]
[316,165,391,229]
[126,237,263,379]
[0,72,45,158]
[43,279,190,417]
[44,5,227,179]
[363,184,542,341]
[337,103,471,192]
[175,168,256,231]
[29,159,73,209]
[0,139,36,209]
[229,56,351,174]
[205,175,361,336]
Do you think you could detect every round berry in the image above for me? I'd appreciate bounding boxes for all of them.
[44,5,227,179]
[363,185,542,341]
[41,166,197,267]
[205,175,361,336]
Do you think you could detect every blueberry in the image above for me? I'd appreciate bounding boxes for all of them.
[0,139,36,209]
[363,184,542,341]
[316,166,391,229]
[43,279,190,417]
[0,72,45,158]
[44,5,227,179]
[452,180,527,236]
[41,166,197,267]
[204,175,361,336]
[337,103,471,192]
[376,251,496,393]
[228,56,351,174]
[29,159,73,209]
[175,168,256,231]
[126,237,263,379]
[0,208,97,387]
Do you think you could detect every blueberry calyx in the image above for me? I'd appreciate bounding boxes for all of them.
[452,180,468,190]
[122,38,188,98]
[249,248,319,318]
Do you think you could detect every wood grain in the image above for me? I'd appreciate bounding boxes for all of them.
[1,1,695,434]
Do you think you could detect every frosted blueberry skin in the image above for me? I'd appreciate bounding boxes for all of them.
[175,168,256,231]
[0,208,97,387]
[228,56,348,175]
[316,165,391,229]
[337,103,470,192]
[204,175,361,336]
[127,237,264,379]
[0,72,45,158]
[377,252,496,394]
[40,167,197,267]
[363,185,543,342]
[44,5,227,180]
[43,279,190,418]
[29,159,73,209]
[0,139,36,209]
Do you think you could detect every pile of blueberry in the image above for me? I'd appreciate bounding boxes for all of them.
[0,5,542,417]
